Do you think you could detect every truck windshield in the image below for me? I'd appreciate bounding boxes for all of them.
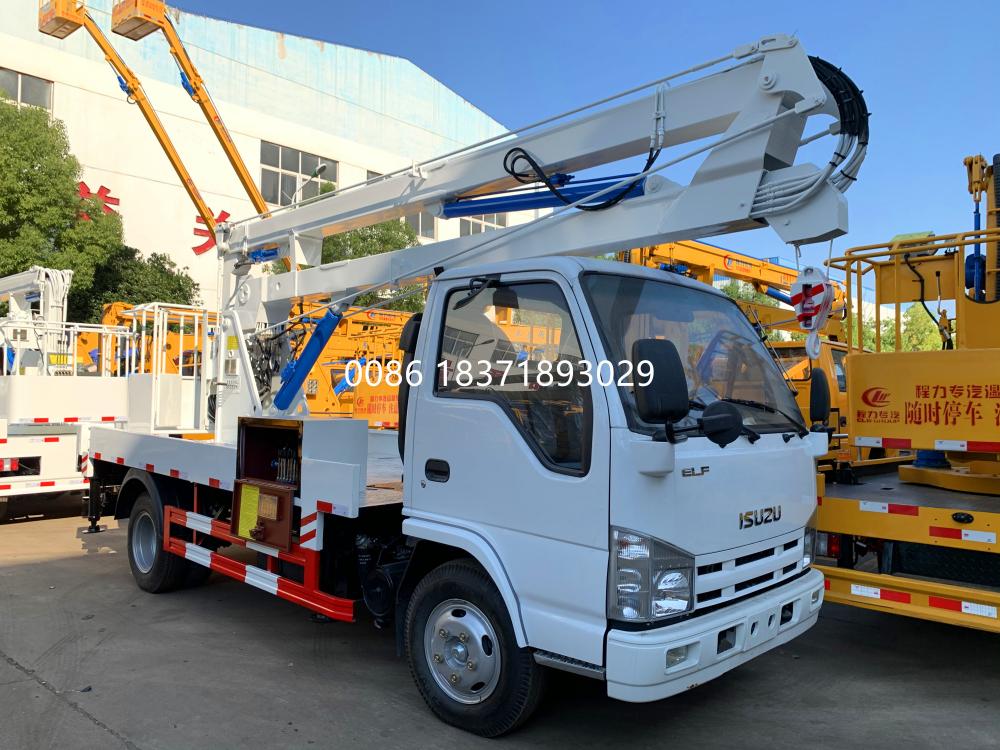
[582,273,804,435]
[773,345,810,381]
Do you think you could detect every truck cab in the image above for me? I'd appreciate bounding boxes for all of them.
[399,257,825,715]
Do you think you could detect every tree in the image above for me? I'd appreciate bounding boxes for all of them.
[321,219,425,312]
[718,280,786,340]
[900,304,943,351]
[0,102,80,275]
[78,248,201,323]
[0,100,198,321]
[859,304,942,352]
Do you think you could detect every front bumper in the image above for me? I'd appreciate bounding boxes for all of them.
[606,568,824,702]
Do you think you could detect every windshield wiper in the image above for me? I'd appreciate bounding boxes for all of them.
[719,397,808,438]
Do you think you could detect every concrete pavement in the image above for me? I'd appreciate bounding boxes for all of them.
[1,513,998,750]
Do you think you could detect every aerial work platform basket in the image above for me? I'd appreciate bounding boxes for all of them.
[111,0,166,41]
[37,0,85,39]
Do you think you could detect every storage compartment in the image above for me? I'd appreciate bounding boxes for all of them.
[231,479,295,551]
[230,417,304,551]
[237,417,302,491]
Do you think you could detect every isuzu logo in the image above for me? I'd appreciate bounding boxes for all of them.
[861,387,890,407]
[739,505,782,529]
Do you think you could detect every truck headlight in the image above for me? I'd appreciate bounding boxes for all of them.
[802,511,818,568]
[609,528,694,622]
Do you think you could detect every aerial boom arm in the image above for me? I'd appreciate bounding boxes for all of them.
[221,36,867,331]
[75,12,217,234]
[153,15,269,217]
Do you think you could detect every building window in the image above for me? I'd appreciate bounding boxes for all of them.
[366,170,382,181]
[405,210,436,240]
[459,213,508,237]
[0,67,52,110]
[260,141,337,206]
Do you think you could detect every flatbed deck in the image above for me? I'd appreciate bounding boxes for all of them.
[90,423,405,511]
[827,469,998,513]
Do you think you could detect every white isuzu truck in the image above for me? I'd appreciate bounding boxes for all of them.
[86,35,867,735]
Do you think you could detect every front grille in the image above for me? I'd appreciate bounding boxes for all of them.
[694,531,804,609]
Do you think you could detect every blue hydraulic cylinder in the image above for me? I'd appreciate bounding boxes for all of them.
[973,203,983,301]
[440,176,648,219]
[272,308,344,411]
[333,357,367,396]
[765,287,793,306]
[179,71,195,98]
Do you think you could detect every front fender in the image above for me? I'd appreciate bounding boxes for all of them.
[402,517,528,647]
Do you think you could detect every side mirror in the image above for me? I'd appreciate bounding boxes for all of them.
[631,339,690,429]
[809,367,831,426]
[699,400,743,448]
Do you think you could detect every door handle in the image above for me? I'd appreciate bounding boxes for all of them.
[425,459,450,483]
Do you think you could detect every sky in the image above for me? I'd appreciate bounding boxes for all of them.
[170,0,1000,270]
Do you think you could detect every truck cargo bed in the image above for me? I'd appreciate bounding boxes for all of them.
[828,470,998,513]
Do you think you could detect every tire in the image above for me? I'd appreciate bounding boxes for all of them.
[127,491,189,593]
[405,559,545,737]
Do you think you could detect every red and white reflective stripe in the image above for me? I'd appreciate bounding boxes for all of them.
[858,501,919,516]
[854,436,911,449]
[0,478,89,490]
[850,583,911,604]
[92,453,230,490]
[929,526,996,544]
[22,416,124,425]
[184,511,214,536]
[857,436,1000,452]
[928,596,998,619]
[299,512,319,545]
[934,439,1000,452]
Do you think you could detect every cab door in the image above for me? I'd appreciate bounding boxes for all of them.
[404,272,611,666]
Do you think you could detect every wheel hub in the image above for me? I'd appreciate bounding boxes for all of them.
[131,511,157,574]
[424,598,501,704]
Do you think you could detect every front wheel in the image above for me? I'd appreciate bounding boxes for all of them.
[405,559,545,737]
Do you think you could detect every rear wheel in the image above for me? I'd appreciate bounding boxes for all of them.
[127,491,188,593]
[405,559,545,737]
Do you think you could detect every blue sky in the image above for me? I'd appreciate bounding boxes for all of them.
[172,0,999,269]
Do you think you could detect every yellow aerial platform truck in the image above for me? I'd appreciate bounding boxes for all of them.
[816,154,1000,631]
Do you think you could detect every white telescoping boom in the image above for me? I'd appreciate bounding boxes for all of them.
[212,35,866,436]
[89,34,868,736]
[0,266,73,326]
[220,35,862,321]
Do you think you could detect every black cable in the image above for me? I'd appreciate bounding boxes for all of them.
[809,56,869,142]
[903,253,952,349]
[502,146,660,211]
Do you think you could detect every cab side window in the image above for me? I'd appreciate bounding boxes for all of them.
[436,281,591,475]
[831,349,847,392]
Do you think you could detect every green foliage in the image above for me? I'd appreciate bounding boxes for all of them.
[0,100,198,321]
[75,248,201,322]
[718,280,784,340]
[285,219,425,312]
[717,280,778,307]
[859,304,943,352]
[900,304,943,351]
[323,220,424,312]
[0,102,79,274]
